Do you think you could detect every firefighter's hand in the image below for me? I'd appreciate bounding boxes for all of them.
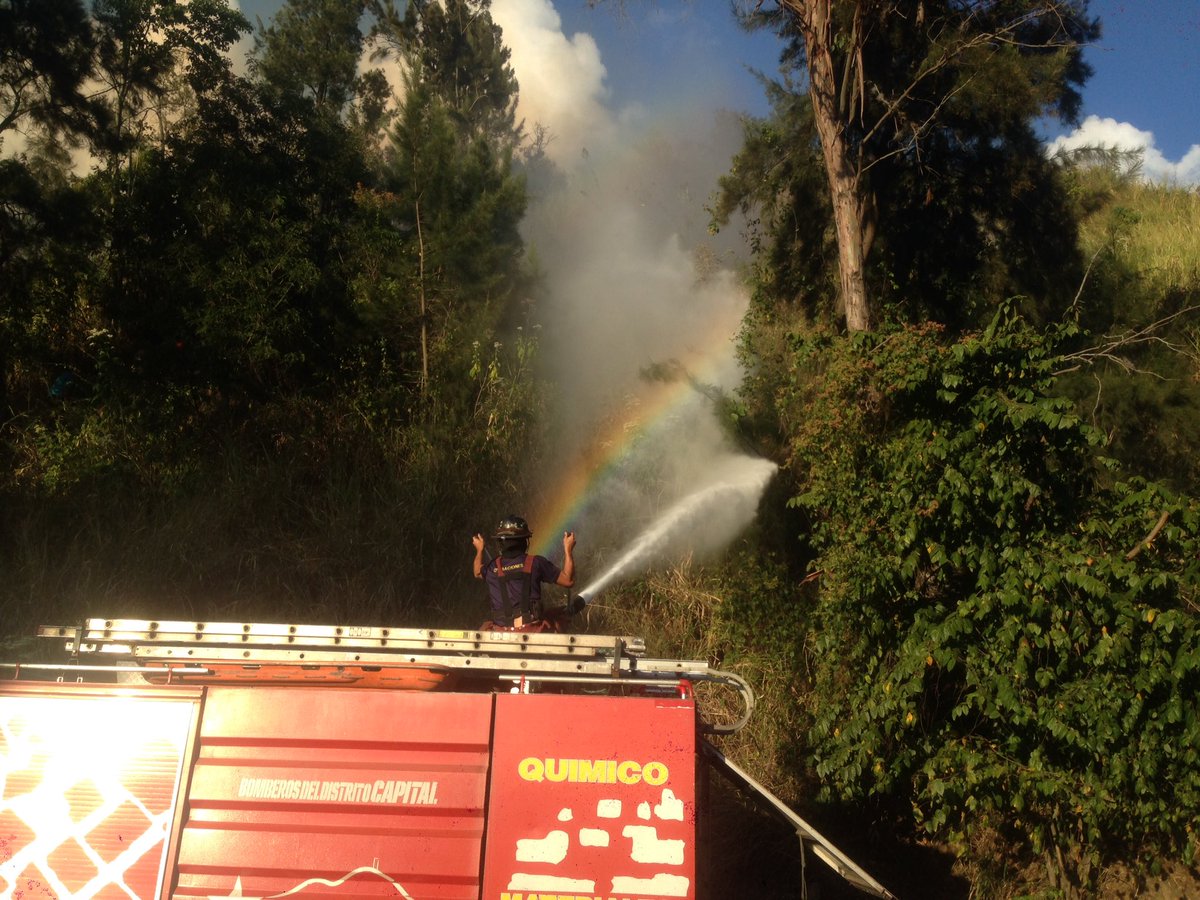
[472,533,485,552]
[562,531,576,554]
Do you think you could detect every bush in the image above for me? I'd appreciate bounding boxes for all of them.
[782,308,1200,897]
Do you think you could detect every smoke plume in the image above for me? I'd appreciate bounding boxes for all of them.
[491,0,775,587]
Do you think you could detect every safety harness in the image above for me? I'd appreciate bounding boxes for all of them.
[493,554,537,626]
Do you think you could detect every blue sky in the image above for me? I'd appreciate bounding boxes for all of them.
[238,1,1199,183]
[547,0,1200,181]
[1072,1,1198,160]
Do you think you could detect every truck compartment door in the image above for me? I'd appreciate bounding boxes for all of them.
[483,694,697,900]
[1,684,201,900]
[174,687,493,900]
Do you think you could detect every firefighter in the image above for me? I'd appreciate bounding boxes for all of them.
[472,515,575,630]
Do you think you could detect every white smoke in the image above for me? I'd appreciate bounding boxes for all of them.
[490,0,776,581]
[1046,115,1200,185]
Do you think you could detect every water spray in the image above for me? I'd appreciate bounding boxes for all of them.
[574,457,776,604]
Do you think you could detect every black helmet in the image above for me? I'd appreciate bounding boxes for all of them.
[493,515,532,539]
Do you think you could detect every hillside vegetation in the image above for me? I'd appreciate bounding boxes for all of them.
[2,2,1198,898]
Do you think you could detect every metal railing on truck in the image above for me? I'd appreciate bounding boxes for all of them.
[30,617,755,734]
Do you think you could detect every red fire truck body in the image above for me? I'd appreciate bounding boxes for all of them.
[0,619,892,900]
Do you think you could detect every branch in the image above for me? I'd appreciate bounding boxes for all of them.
[1065,244,1107,321]
[771,2,1084,173]
[858,6,1066,153]
[1053,304,1200,376]
[1125,511,1169,561]
[860,70,979,176]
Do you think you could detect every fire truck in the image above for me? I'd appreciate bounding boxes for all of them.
[0,618,893,900]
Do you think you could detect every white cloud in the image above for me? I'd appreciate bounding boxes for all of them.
[491,0,619,168]
[1046,115,1200,186]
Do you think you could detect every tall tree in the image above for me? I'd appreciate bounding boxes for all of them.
[372,0,520,144]
[89,0,248,177]
[255,0,370,116]
[353,0,526,415]
[733,0,1098,331]
[0,0,99,146]
[83,0,251,387]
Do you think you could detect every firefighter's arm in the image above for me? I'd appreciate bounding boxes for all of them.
[556,531,576,587]
[472,534,486,579]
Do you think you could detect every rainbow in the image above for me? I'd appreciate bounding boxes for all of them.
[529,303,744,558]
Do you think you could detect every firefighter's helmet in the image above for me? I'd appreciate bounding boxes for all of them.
[493,515,532,540]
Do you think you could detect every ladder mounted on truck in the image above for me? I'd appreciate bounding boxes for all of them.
[34,617,756,734]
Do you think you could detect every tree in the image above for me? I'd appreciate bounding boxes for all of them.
[351,0,526,414]
[780,310,1200,895]
[372,0,520,144]
[255,0,369,116]
[732,0,1098,331]
[0,0,99,146]
[86,0,248,187]
[0,0,102,430]
[711,78,837,329]
[99,74,373,396]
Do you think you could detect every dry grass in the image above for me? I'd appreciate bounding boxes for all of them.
[1078,180,1200,300]
[591,559,814,805]
[1117,185,1200,294]
[0,443,498,639]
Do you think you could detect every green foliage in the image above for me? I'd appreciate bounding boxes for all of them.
[386,74,525,305]
[0,0,542,636]
[468,327,544,463]
[1053,160,1200,492]
[367,2,529,426]
[374,0,520,145]
[255,0,368,114]
[90,0,249,166]
[782,308,1200,893]
[42,71,369,432]
[0,0,99,143]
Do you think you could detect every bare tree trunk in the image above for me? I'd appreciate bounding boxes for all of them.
[783,0,873,331]
[415,198,429,400]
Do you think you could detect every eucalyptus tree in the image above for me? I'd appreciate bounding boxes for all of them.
[722,0,1098,331]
